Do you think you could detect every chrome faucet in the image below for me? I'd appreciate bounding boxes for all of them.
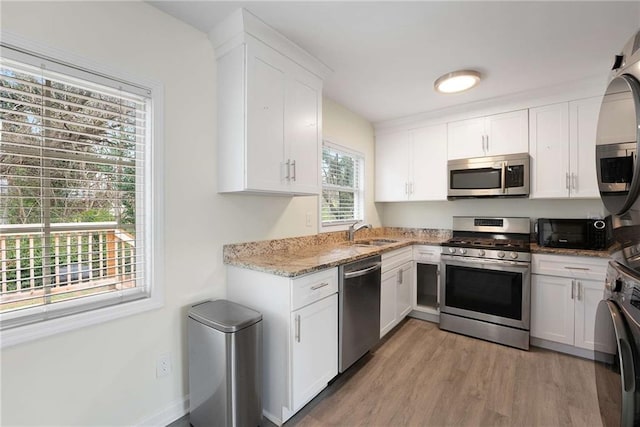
[348,221,372,242]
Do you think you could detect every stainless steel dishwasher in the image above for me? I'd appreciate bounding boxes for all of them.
[339,254,382,373]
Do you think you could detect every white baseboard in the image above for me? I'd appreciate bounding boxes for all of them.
[136,395,189,427]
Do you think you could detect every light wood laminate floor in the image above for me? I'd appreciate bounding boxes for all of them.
[285,318,602,427]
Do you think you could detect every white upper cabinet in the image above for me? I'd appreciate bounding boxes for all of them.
[375,130,410,202]
[375,123,447,202]
[447,110,529,160]
[569,97,600,198]
[211,9,329,195]
[411,124,448,200]
[529,97,600,199]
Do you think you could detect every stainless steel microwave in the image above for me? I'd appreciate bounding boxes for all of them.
[447,153,530,199]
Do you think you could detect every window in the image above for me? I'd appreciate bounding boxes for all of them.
[0,39,162,346]
[321,141,364,226]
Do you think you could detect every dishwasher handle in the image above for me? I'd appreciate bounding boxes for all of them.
[343,262,382,279]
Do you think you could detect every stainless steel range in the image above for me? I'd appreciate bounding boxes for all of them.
[440,216,531,350]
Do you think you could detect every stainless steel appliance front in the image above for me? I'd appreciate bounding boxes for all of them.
[338,255,381,373]
[440,216,531,350]
[447,153,530,199]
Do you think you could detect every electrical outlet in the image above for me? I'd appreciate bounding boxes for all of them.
[156,353,171,378]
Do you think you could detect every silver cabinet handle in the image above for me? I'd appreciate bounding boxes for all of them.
[564,266,590,271]
[291,160,296,182]
[310,282,329,290]
[571,173,576,190]
[295,314,301,342]
[481,135,486,152]
[409,182,414,195]
[285,159,291,181]
[485,135,489,153]
[397,269,403,284]
[565,172,570,190]
[571,279,575,299]
[405,182,409,195]
[578,281,582,301]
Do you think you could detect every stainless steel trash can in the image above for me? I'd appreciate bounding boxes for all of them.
[188,300,262,427]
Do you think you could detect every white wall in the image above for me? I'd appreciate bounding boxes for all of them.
[381,198,606,230]
[323,97,382,228]
[0,2,376,426]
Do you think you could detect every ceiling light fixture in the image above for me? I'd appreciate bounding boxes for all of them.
[434,70,481,94]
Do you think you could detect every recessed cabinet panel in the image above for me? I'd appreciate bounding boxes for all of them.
[247,52,286,192]
[529,103,570,198]
[531,274,575,345]
[290,294,338,412]
[375,131,409,202]
[411,124,448,200]
[569,97,600,198]
[286,77,320,193]
[447,117,485,160]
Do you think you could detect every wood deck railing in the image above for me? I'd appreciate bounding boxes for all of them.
[0,223,136,312]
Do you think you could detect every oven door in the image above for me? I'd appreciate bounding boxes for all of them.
[441,255,530,330]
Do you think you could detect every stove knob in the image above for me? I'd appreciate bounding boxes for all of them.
[510,252,518,259]
[448,247,456,254]
[478,249,486,257]
[460,248,467,255]
[497,251,505,258]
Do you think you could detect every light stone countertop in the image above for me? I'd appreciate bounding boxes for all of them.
[223,227,615,278]
[223,228,449,277]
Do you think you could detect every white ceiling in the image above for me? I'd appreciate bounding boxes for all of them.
[149,1,640,124]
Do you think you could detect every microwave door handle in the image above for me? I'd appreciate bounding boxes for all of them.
[501,162,507,194]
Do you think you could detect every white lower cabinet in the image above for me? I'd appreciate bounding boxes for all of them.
[227,266,338,425]
[290,293,338,411]
[531,254,608,352]
[380,247,414,338]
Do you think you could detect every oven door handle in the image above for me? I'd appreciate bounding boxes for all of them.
[501,161,507,194]
[441,255,530,269]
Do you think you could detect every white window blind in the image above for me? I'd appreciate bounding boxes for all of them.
[321,142,364,225]
[0,47,150,330]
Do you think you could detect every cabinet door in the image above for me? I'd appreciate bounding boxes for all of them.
[380,269,397,338]
[530,275,575,345]
[246,46,286,192]
[529,103,570,198]
[396,262,413,320]
[290,294,338,412]
[410,124,447,200]
[569,97,600,198]
[485,109,529,156]
[286,75,321,194]
[574,278,605,350]
[375,131,410,201]
[447,117,485,160]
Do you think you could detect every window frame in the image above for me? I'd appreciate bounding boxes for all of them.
[0,31,164,348]
[320,140,365,232]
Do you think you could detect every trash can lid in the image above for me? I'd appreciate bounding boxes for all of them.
[188,299,262,332]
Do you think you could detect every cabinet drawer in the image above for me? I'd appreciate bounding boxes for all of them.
[291,268,338,311]
[382,247,413,273]
[532,254,608,280]
[413,245,441,263]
